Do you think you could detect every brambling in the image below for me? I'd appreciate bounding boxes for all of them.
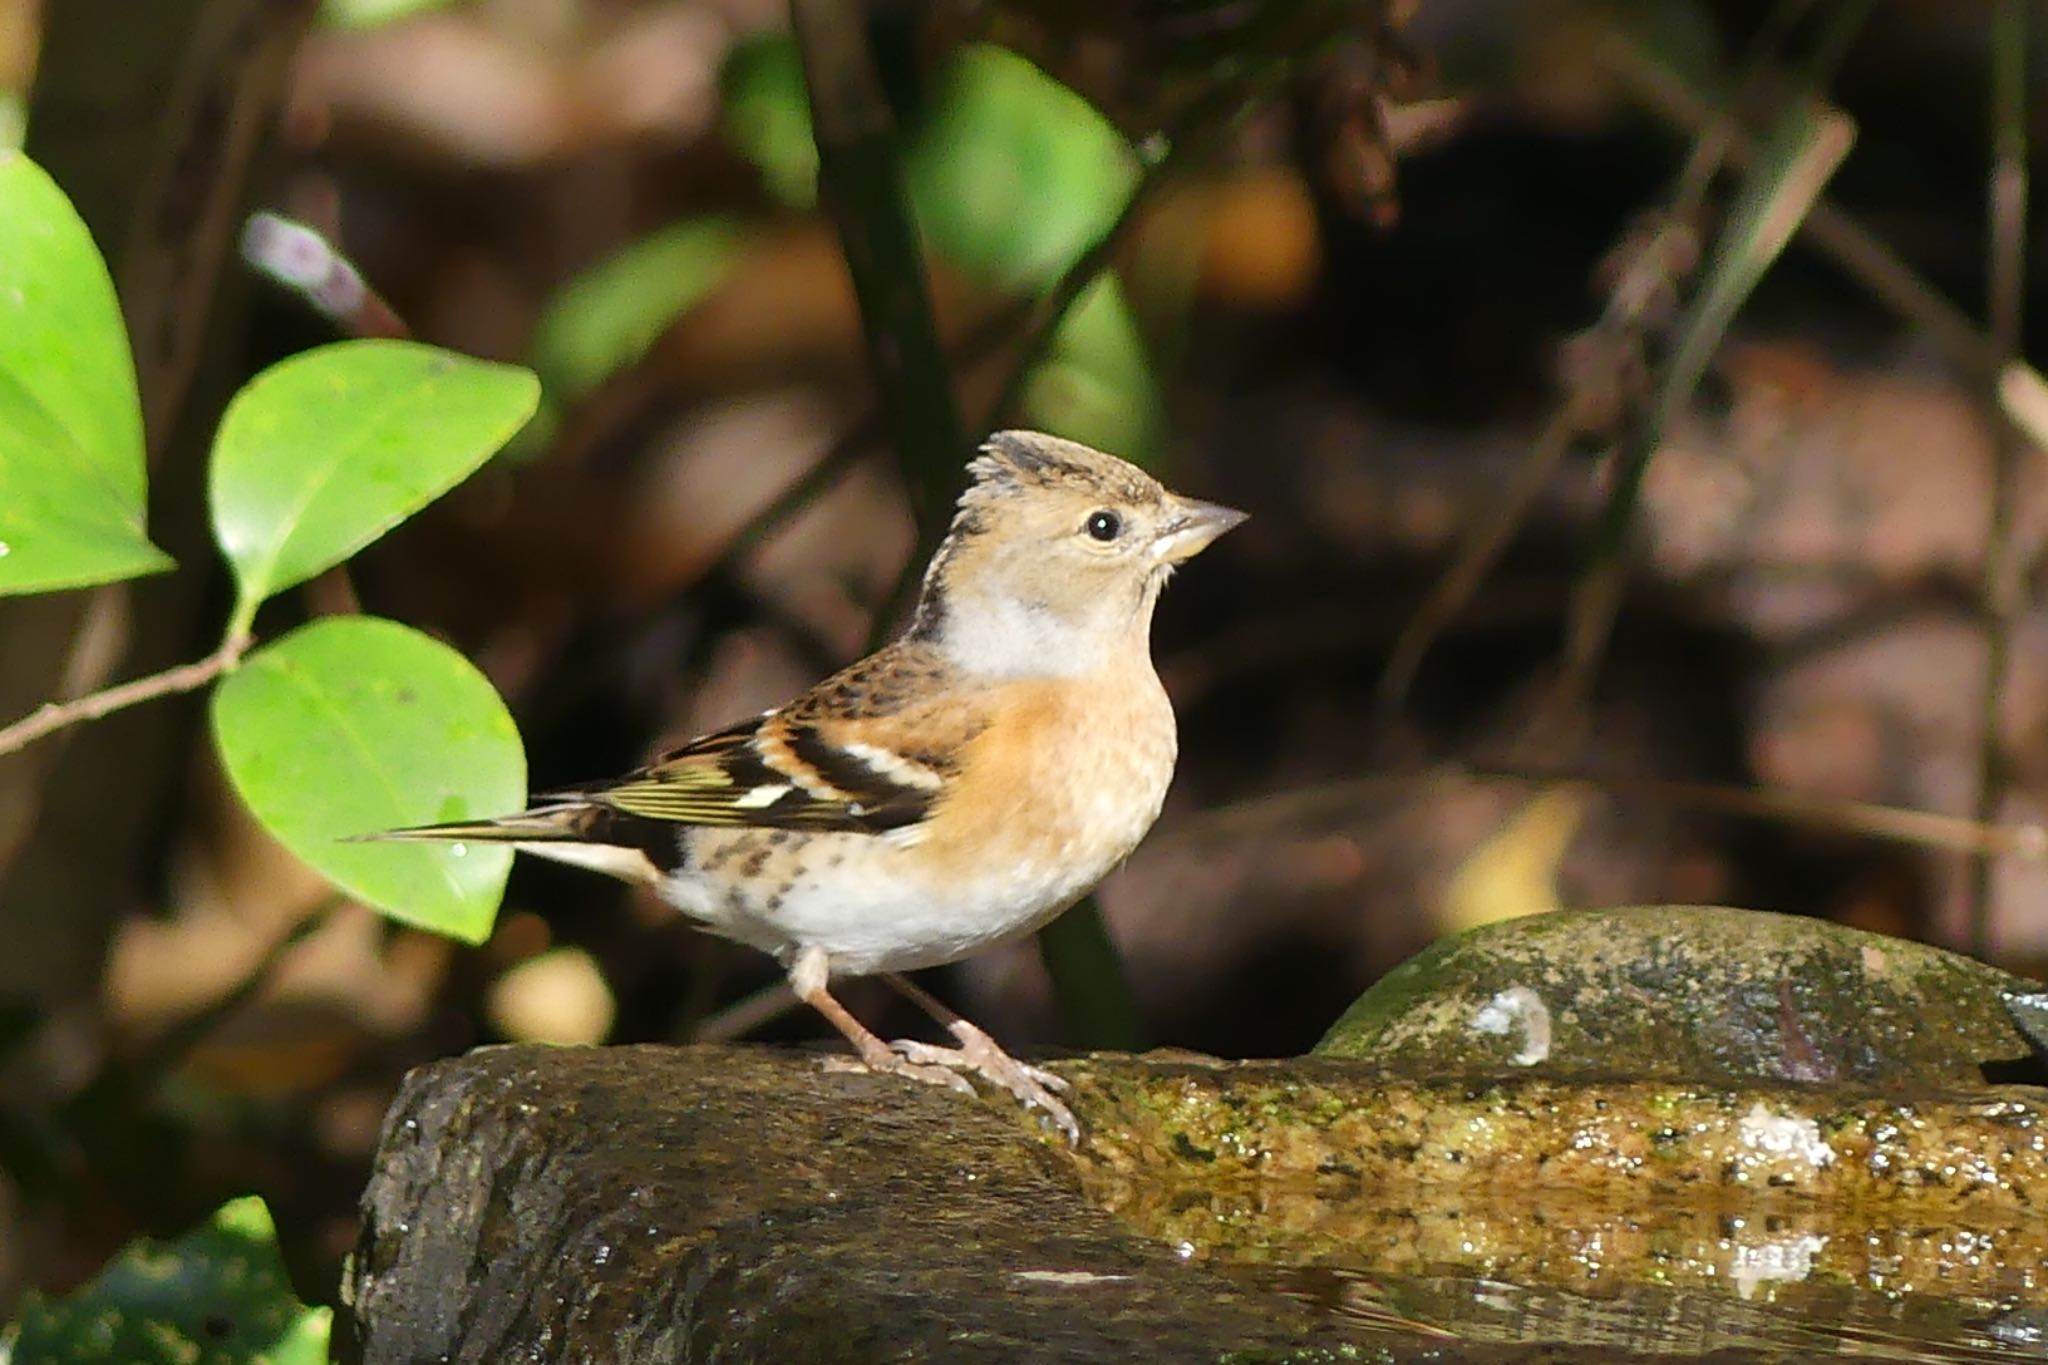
[377,430,1245,1139]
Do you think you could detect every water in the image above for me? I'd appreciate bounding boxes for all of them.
[1229,1264,2048,1361]
[1099,1180,2048,1359]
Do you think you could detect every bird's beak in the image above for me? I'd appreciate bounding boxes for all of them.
[1153,497,1249,563]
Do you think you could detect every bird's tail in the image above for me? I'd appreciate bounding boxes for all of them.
[359,804,595,846]
[355,803,670,885]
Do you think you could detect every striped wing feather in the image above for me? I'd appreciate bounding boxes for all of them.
[563,715,940,834]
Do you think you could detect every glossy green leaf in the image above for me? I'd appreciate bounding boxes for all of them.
[0,151,172,595]
[208,339,538,621]
[1,1197,330,1365]
[907,45,1137,290]
[212,616,524,944]
[534,218,744,400]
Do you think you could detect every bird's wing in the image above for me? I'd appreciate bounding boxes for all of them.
[554,709,963,835]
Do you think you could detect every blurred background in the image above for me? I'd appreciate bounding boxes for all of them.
[3,0,2047,1322]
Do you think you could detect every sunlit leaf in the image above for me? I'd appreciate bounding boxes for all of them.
[534,219,744,400]
[320,0,456,29]
[208,339,538,621]
[1,1197,330,1365]
[1440,786,1588,933]
[907,45,1137,290]
[212,616,524,944]
[0,151,172,595]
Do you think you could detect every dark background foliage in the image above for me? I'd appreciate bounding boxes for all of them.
[1,0,2044,1322]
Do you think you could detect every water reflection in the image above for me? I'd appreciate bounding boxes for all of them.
[1092,1178,2048,1359]
[1230,1266,2047,1361]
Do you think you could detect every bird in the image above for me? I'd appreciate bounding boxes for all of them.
[370,430,1245,1139]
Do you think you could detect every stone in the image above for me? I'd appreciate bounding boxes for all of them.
[1314,905,2036,1086]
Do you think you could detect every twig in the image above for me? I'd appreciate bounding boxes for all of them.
[1377,4,1855,724]
[1160,766,2048,865]
[0,631,249,759]
[1376,409,1580,721]
[1373,201,1700,723]
[689,977,799,1044]
[1552,95,1854,717]
[1969,0,2031,958]
[1604,38,2005,385]
[242,211,412,340]
[976,121,1202,434]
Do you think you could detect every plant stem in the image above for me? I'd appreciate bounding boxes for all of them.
[1605,38,2006,385]
[1163,767,2048,865]
[0,631,249,759]
[791,0,967,543]
[1969,0,2031,958]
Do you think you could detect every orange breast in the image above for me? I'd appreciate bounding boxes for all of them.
[914,662,1177,889]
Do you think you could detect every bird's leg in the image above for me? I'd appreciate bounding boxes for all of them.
[883,972,1078,1142]
[788,947,971,1096]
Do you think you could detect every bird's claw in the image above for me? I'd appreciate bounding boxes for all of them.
[889,1036,1079,1144]
[820,1050,976,1097]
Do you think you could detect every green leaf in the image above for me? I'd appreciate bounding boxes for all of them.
[320,0,457,28]
[1,1196,331,1365]
[212,616,524,944]
[208,339,539,623]
[0,150,172,595]
[721,33,818,209]
[534,218,744,401]
[906,46,1137,290]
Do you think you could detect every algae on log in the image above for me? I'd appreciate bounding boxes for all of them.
[1062,1055,2048,1214]
[1314,906,2036,1085]
[339,1043,1366,1364]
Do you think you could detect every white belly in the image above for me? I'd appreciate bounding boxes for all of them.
[661,756,1168,978]
[657,823,1128,978]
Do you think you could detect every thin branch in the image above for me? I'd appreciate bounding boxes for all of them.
[1376,407,1580,720]
[977,169,1159,436]
[1969,0,2031,957]
[689,977,799,1044]
[1160,766,2048,865]
[1605,38,2005,385]
[862,132,1202,632]
[0,632,249,759]
[791,0,967,545]
[1551,97,1854,717]
[241,211,412,340]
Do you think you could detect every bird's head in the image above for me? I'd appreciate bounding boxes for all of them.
[909,431,1246,677]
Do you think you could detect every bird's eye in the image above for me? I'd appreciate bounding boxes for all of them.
[1085,510,1122,542]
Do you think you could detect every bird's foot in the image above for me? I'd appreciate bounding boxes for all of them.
[890,1028,1078,1143]
[819,1044,975,1097]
